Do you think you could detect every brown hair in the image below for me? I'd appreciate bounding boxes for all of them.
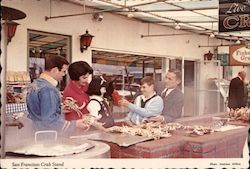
[141,76,155,86]
[45,55,69,71]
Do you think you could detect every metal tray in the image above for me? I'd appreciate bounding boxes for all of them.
[70,131,153,147]
[7,139,94,157]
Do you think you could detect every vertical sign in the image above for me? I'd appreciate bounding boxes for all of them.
[219,0,250,32]
[217,53,230,66]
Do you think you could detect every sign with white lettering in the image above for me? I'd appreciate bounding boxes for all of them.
[219,0,250,32]
[229,45,250,65]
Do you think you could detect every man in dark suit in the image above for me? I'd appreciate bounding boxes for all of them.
[150,69,184,122]
[228,71,246,109]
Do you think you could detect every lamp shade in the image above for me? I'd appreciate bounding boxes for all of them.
[1,6,26,20]
[204,51,213,61]
[1,6,26,45]
[4,20,19,44]
[80,30,94,52]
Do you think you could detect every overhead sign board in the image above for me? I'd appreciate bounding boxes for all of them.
[219,0,250,32]
[229,45,250,65]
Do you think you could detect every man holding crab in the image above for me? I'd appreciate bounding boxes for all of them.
[26,55,89,133]
[119,76,164,125]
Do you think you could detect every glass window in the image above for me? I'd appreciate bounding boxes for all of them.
[27,30,71,90]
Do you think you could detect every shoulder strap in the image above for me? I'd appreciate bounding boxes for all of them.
[101,100,111,113]
[89,98,101,105]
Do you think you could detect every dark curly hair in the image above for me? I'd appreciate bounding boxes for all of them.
[87,77,107,96]
[68,61,93,80]
[104,80,114,100]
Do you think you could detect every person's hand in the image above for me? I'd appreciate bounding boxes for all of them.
[146,115,165,123]
[61,104,71,113]
[119,98,130,107]
[124,120,133,127]
[76,119,90,131]
[92,120,107,131]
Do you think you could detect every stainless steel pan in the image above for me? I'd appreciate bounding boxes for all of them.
[7,130,94,157]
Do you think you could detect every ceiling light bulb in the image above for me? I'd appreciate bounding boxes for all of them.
[236,39,241,44]
[175,23,180,30]
[209,33,215,38]
[127,12,134,18]
[93,13,103,22]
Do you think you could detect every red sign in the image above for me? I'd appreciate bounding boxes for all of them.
[229,45,250,65]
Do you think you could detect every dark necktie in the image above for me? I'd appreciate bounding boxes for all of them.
[161,89,168,98]
[140,94,157,108]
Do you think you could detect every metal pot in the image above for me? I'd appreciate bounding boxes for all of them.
[7,130,94,157]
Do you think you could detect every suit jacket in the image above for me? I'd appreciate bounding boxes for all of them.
[228,77,245,109]
[161,87,184,122]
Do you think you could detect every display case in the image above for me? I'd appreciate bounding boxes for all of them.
[6,71,30,114]
[196,60,224,115]
[213,78,230,109]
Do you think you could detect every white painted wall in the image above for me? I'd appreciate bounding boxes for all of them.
[4,0,244,116]
[2,0,217,71]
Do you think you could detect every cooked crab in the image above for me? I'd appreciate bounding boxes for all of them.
[62,97,86,117]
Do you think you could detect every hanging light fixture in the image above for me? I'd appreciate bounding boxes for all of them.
[127,7,134,18]
[209,32,215,38]
[3,20,20,44]
[1,6,26,44]
[92,13,103,22]
[235,39,241,44]
[175,23,181,30]
[204,51,214,61]
[80,30,94,53]
[127,11,134,18]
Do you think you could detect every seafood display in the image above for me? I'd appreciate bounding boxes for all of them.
[107,121,217,138]
[227,108,250,123]
[81,115,96,125]
[107,122,183,139]
[182,125,214,136]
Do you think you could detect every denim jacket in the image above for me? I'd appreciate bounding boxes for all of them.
[26,77,76,132]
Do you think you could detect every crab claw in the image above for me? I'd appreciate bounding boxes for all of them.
[65,97,74,101]
[78,102,86,109]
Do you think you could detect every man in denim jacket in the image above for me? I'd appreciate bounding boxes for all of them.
[26,55,88,132]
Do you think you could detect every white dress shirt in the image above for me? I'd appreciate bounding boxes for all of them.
[161,88,174,97]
